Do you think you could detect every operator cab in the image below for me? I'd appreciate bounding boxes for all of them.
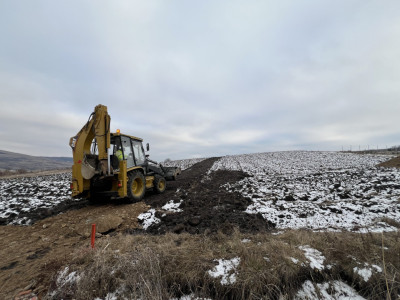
[110,133,147,171]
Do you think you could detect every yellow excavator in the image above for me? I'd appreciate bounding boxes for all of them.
[69,104,180,202]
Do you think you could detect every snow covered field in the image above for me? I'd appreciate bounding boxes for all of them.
[0,172,72,224]
[210,151,400,232]
[1,151,399,233]
[4,152,396,300]
[163,157,207,170]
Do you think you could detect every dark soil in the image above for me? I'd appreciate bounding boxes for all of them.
[140,157,275,235]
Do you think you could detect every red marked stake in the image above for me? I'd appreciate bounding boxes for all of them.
[91,224,96,249]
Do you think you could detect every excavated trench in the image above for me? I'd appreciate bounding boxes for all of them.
[138,157,275,235]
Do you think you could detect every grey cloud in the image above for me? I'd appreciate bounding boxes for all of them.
[0,1,399,161]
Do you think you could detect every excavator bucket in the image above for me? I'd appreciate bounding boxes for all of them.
[162,166,181,181]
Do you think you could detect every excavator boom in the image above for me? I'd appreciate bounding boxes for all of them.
[69,104,111,196]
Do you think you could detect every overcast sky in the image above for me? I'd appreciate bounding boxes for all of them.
[0,1,399,161]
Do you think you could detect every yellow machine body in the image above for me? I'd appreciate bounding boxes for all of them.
[69,104,171,202]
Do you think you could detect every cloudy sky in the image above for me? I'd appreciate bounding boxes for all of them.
[0,1,399,161]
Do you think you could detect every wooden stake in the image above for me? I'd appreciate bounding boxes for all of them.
[91,224,96,249]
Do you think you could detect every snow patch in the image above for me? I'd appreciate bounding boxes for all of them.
[353,263,383,282]
[162,200,183,212]
[56,266,80,286]
[290,257,300,265]
[207,257,241,285]
[295,280,366,300]
[93,286,127,300]
[137,209,161,230]
[170,294,212,300]
[299,245,325,271]
[163,158,207,171]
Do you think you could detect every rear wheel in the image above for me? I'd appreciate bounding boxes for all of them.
[89,177,111,204]
[154,175,166,194]
[127,171,146,202]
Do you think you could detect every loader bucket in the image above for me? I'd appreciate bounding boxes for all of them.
[162,166,181,181]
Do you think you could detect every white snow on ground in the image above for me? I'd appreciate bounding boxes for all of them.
[1,151,399,233]
[162,200,183,212]
[137,209,161,229]
[163,158,207,171]
[295,280,366,300]
[56,266,80,286]
[170,294,212,300]
[353,263,383,282]
[48,266,80,298]
[211,151,400,232]
[94,287,127,300]
[0,172,73,224]
[299,245,325,271]
[290,257,300,265]
[207,257,241,285]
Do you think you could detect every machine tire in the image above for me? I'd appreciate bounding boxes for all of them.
[154,175,166,194]
[89,179,100,204]
[127,171,146,202]
[89,191,97,204]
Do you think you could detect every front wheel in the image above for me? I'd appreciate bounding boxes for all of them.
[127,171,146,202]
[154,175,166,194]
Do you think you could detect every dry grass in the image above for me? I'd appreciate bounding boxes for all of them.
[45,229,400,299]
[382,217,400,229]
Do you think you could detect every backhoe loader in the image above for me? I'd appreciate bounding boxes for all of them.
[69,104,180,202]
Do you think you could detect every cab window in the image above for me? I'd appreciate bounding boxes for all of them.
[132,140,145,165]
[121,136,135,168]
[111,136,123,161]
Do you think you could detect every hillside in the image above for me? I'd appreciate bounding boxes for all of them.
[0,150,72,171]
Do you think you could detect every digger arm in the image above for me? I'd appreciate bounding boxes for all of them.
[69,104,111,197]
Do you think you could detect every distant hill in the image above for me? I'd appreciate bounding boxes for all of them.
[0,150,72,171]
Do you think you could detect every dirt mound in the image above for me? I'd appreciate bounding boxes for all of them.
[377,155,400,168]
[138,157,275,234]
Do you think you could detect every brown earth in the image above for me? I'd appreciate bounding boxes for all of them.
[0,200,150,299]
[377,155,400,168]
[0,157,273,299]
